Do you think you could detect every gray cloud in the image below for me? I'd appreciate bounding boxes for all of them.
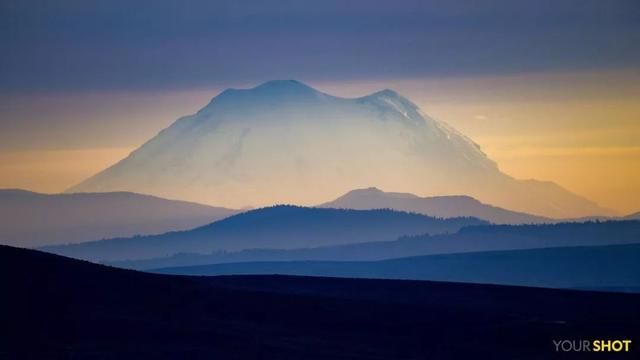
[1,0,639,91]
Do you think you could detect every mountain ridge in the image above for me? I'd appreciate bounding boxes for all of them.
[624,211,640,220]
[320,187,552,224]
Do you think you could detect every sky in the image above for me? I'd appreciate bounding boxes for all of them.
[0,0,639,214]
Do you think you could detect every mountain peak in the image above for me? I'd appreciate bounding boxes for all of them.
[359,187,385,194]
[228,79,320,97]
[209,80,322,108]
[370,89,401,98]
[199,80,323,113]
[256,79,314,91]
[340,187,419,200]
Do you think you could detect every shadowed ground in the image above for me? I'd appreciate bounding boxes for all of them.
[1,245,638,359]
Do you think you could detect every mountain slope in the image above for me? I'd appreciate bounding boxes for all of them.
[625,211,640,220]
[320,187,551,224]
[112,220,640,270]
[155,243,640,292]
[2,245,639,359]
[0,189,237,247]
[67,80,611,218]
[41,206,485,262]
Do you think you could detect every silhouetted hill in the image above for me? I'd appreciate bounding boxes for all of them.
[155,243,640,292]
[113,220,640,270]
[0,189,237,247]
[320,187,552,224]
[41,206,485,262]
[1,245,639,359]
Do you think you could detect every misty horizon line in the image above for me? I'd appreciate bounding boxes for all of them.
[3,186,637,221]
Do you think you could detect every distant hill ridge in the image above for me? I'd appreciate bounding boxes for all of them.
[154,243,640,292]
[112,220,640,270]
[41,205,485,262]
[0,189,237,247]
[320,187,552,224]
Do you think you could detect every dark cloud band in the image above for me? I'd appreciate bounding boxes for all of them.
[1,0,639,91]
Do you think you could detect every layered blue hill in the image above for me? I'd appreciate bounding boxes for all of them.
[41,205,485,262]
[112,220,640,270]
[154,243,640,292]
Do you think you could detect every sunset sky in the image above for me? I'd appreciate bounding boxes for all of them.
[1,0,639,214]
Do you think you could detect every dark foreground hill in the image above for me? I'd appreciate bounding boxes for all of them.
[41,206,484,262]
[1,245,639,359]
[155,243,640,292]
[0,189,237,247]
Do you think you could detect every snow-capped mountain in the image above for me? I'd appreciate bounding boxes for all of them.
[68,80,612,218]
